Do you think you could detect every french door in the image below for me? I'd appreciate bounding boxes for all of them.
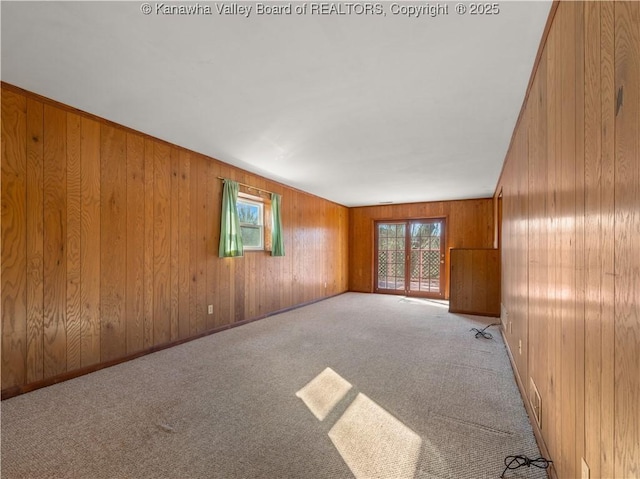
[375,219,446,298]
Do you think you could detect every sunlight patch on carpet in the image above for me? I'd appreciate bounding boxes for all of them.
[296,367,352,421]
[328,393,422,479]
[399,297,449,309]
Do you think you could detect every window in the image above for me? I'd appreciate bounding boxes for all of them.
[237,196,264,250]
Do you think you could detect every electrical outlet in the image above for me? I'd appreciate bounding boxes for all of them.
[324,282,327,288]
[519,339,522,355]
[581,458,590,479]
[208,304,213,315]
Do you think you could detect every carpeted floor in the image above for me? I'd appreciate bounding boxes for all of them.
[1,293,546,479]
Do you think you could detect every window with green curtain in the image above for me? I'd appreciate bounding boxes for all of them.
[271,193,285,256]
[219,179,244,257]
[237,197,264,250]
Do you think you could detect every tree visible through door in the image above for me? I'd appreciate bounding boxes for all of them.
[375,219,445,298]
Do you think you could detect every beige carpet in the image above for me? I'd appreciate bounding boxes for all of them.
[1,293,546,478]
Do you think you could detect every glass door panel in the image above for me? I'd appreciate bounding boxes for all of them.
[375,219,445,298]
[409,221,444,295]
[376,223,406,291]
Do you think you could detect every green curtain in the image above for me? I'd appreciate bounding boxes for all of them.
[271,193,285,256]
[219,179,244,257]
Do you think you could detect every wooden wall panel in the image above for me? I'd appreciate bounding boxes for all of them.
[204,159,217,329]
[232,172,246,323]
[194,155,207,332]
[584,5,603,475]
[205,157,213,328]
[126,133,145,353]
[544,23,560,459]
[501,120,529,382]
[614,2,640,476]
[188,152,199,336]
[517,115,529,383]
[292,190,304,305]
[559,5,577,476]
[66,113,82,372]
[80,117,101,367]
[526,60,544,447]
[1,83,349,397]
[496,2,639,478]
[169,147,180,339]
[143,139,154,349]
[599,3,616,477]
[25,98,44,384]
[177,150,191,339]
[349,198,494,298]
[43,105,67,378]
[100,124,126,362]
[153,142,171,345]
[573,4,586,474]
[1,90,27,389]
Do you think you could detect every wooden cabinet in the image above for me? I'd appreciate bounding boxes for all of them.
[449,248,500,317]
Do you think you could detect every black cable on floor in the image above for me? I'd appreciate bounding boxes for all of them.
[470,323,500,339]
[500,455,552,478]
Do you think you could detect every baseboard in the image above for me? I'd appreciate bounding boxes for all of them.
[1,292,346,400]
[501,329,558,479]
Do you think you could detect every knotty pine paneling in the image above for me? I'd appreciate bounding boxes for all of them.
[496,2,639,478]
[349,199,494,298]
[1,83,349,396]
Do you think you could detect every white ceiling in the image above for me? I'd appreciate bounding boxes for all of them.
[1,1,551,206]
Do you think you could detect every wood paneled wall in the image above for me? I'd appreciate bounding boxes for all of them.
[1,84,349,395]
[497,2,639,478]
[449,248,500,317]
[349,199,494,297]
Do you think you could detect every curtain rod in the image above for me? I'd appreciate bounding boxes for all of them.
[217,177,274,196]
